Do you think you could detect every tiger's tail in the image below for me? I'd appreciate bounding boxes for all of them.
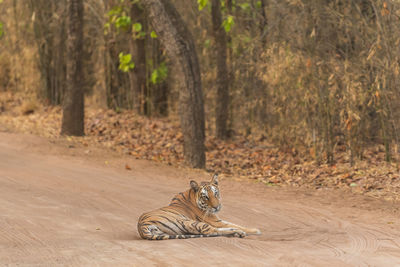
[138,223,221,240]
[142,233,221,240]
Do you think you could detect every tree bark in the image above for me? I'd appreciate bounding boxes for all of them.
[212,0,229,139]
[61,0,84,136]
[130,3,147,114]
[30,0,67,105]
[260,0,268,46]
[140,0,205,168]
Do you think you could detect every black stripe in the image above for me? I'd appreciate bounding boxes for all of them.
[161,209,184,217]
[191,221,202,232]
[159,216,186,233]
[179,220,190,233]
[148,220,179,234]
[146,233,222,240]
[140,214,152,221]
[179,192,187,201]
[195,215,203,222]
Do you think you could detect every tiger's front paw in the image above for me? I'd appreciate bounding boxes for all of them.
[217,228,246,238]
[247,228,261,235]
[232,229,246,238]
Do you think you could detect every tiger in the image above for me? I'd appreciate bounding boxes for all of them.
[137,174,261,240]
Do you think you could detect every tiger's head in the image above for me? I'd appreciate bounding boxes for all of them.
[190,174,221,214]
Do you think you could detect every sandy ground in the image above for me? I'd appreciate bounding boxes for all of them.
[0,132,399,266]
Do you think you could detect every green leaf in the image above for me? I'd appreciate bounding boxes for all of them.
[150,70,158,84]
[198,0,208,11]
[204,39,211,48]
[239,3,250,11]
[103,22,111,35]
[115,15,131,31]
[132,22,142,32]
[108,6,123,17]
[118,52,135,72]
[0,22,3,38]
[222,15,234,33]
[150,30,158,38]
[256,1,262,9]
[150,62,168,84]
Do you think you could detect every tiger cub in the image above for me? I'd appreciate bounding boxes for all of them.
[137,174,261,240]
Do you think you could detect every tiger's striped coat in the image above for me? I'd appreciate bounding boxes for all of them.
[137,174,261,240]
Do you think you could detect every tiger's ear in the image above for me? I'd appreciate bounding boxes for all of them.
[211,173,219,185]
[190,180,199,192]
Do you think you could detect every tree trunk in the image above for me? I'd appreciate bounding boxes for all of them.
[151,40,169,117]
[30,0,67,105]
[260,0,268,46]
[61,0,84,136]
[212,0,229,139]
[130,3,147,114]
[141,0,205,168]
[226,0,234,133]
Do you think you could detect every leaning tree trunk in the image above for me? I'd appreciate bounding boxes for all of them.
[212,0,229,139]
[61,0,84,136]
[141,0,205,168]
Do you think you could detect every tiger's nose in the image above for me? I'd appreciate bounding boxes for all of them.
[210,199,219,208]
[215,204,222,212]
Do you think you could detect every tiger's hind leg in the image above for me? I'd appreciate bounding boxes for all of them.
[138,224,169,240]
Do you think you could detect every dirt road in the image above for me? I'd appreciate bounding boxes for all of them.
[0,132,399,266]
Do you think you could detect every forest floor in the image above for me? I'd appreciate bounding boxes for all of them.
[0,91,399,202]
[0,131,399,266]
